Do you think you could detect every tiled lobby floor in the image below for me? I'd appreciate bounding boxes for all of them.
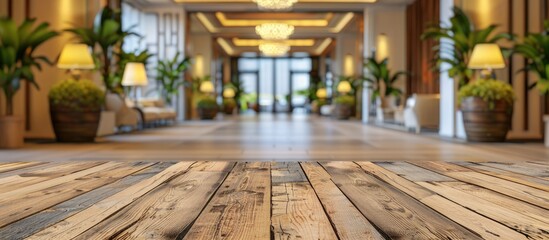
[0,115,547,239]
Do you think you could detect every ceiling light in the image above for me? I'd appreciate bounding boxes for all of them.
[253,0,298,10]
[255,23,295,40]
[259,41,290,57]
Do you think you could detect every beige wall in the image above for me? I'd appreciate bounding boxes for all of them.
[457,0,544,139]
[368,6,407,93]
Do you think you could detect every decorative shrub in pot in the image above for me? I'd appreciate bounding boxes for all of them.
[333,95,355,120]
[49,80,105,142]
[458,79,515,142]
[223,98,237,115]
[197,96,218,120]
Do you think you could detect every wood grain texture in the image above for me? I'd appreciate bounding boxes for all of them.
[27,161,195,240]
[419,181,549,239]
[412,161,549,209]
[358,161,530,240]
[374,161,453,182]
[183,162,271,240]
[322,161,481,240]
[0,162,153,228]
[0,162,174,239]
[0,162,46,173]
[271,162,337,240]
[75,161,235,240]
[300,162,384,240]
[480,162,549,178]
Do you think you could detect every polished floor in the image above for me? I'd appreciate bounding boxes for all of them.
[0,115,548,239]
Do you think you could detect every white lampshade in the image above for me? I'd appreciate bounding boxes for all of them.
[122,62,148,86]
[223,88,236,98]
[200,81,215,93]
[57,44,95,70]
[468,43,506,69]
[316,88,327,98]
[337,81,352,94]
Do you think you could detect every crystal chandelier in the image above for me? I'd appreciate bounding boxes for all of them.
[255,23,295,40]
[259,41,291,57]
[253,0,298,10]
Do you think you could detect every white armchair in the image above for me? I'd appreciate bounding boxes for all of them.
[403,94,440,133]
[105,93,140,130]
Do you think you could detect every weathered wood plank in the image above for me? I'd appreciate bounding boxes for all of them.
[0,161,104,193]
[300,162,384,240]
[480,162,549,178]
[183,162,271,240]
[418,181,549,239]
[357,161,529,240]
[27,161,195,240]
[0,162,46,174]
[321,161,481,239]
[374,162,453,182]
[75,161,235,240]
[0,162,153,228]
[0,162,63,179]
[412,161,549,209]
[454,162,549,191]
[271,162,307,184]
[0,162,174,239]
[271,162,337,240]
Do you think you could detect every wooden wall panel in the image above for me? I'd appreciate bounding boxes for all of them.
[406,0,440,95]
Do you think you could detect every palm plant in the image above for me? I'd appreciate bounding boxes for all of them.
[421,7,513,88]
[0,18,58,116]
[362,57,408,102]
[66,7,136,92]
[513,20,549,95]
[156,53,191,105]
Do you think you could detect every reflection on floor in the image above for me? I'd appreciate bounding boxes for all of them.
[0,114,547,239]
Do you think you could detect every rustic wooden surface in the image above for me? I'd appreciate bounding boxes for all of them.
[0,116,547,239]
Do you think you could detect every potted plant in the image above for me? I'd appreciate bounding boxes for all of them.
[513,20,549,147]
[0,18,58,149]
[156,53,191,105]
[362,57,407,110]
[333,95,355,120]
[222,98,237,114]
[49,79,105,142]
[458,79,515,142]
[196,96,218,120]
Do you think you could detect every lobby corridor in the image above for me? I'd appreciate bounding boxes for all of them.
[0,116,548,239]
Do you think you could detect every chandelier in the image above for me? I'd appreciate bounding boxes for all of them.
[253,0,298,10]
[259,41,291,57]
[255,23,295,40]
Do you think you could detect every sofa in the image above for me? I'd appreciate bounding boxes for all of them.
[129,98,177,127]
[105,93,140,130]
[402,94,440,133]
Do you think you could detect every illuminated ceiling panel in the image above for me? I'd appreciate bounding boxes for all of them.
[233,38,316,47]
[175,0,376,3]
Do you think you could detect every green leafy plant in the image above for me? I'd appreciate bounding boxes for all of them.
[156,53,191,104]
[458,79,515,109]
[196,96,218,109]
[513,20,549,95]
[421,7,513,88]
[66,7,137,92]
[49,79,105,111]
[362,57,407,102]
[0,18,58,116]
[334,95,355,106]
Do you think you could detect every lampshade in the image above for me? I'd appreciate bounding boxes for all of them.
[200,81,215,93]
[316,88,327,98]
[223,88,236,98]
[468,43,506,69]
[57,44,95,70]
[337,81,352,93]
[122,63,148,86]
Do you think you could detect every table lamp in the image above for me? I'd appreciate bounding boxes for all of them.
[57,43,95,80]
[468,43,506,79]
[337,81,352,94]
[223,88,236,98]
[200,81,215,94]
[316,88,327,99]
[122,62,148,105]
